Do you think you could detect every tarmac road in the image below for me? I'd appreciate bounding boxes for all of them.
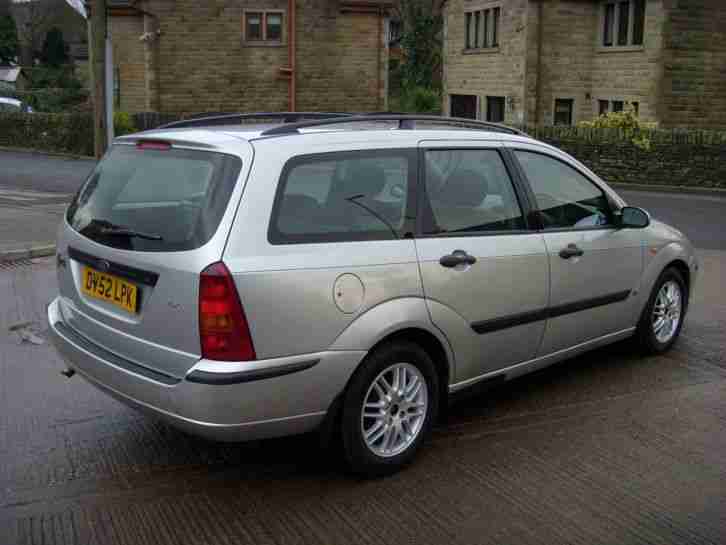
[1,149,725,544]
[0,248,724,544]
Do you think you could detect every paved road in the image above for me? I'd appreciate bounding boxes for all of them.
[1,252,725,545]
[1,159,725,544]
[0,151,95,195]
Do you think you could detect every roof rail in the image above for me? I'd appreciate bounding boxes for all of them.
[158,112,353,130]
[259,114,526,136]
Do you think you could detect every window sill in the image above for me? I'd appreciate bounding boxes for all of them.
[597,45,645,53]
[243,41,286,48]
[462,47,500,55]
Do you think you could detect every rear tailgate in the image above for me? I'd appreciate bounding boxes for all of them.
[55,133,253,380]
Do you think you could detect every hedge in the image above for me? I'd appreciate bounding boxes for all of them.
[0,112,94,156]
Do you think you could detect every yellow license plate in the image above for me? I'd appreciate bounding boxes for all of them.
[81,266,139,314]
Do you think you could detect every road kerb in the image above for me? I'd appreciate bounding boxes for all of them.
[0,244,56,262]
[611,183,726,198]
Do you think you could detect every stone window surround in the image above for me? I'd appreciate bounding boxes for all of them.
[463,1,502,54]
[449,93,481,119]
[243,9,286,46]
[552,97,576,126]
[596,98,640,115]
[597,0,645,52]
[448,93,514,121]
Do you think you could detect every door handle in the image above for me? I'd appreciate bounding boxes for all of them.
[439,250,477,268]
[559,243,584,259]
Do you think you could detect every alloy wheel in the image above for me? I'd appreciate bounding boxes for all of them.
[360,362,428,458]
[652,280,682,344]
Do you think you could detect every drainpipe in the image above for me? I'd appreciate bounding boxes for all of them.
[534,0,543,126]
[377,6,383,111]
[280,0,297,111]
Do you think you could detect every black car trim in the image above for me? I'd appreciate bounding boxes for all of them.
[471,290,632,334]
[186,359,320,385]
[68,247,159,287]
[54,321,180,385]
[547,290,632,318]
[472,308,549,334]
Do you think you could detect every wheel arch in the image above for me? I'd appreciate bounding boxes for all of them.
[325,298,455,427]
[639,241,694,319]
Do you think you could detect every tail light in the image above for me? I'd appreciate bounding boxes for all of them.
[199,262,256,361]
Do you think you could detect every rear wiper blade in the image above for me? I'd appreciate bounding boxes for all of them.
[98,227,164,241]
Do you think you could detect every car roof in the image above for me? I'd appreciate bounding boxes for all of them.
[0,97,22,106]
[120,124,549,152]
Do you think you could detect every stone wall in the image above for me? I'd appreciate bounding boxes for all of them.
[296,7,385,112]
[109,0,387,115]
[109,16,147,114]
[660,0,726,129]
[442,0,726,128]
[528,125,726,188]
[443,0,529,123]
[590,0,665,125]
[536,0,598,125]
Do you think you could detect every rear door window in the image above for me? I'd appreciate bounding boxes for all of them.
[66,144,242,251]
[269,149,416,244]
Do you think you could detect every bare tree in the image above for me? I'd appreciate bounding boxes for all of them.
[10,0,57,65]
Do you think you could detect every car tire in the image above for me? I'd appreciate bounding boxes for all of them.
[635,267,688,355]
[341,341,439,478]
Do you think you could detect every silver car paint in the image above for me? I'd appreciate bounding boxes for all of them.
[414,139,549,384]
[49,298,365,441]
[55,133,254,379]
[538,228,644,355]
[222,135,424,360]
[48,127,698,442]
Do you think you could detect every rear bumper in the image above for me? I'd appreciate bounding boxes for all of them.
[48,297,365,441]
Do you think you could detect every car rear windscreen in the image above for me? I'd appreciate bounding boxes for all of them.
[66,144,242,252]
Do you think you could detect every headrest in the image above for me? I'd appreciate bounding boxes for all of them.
[343,163,387,197]
[438,169,488,207]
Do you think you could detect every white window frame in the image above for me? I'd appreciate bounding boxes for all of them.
[598,0,644,50]
[243,9,286,45]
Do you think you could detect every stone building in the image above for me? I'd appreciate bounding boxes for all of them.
[442,0,726,129]
[108,0,390,115]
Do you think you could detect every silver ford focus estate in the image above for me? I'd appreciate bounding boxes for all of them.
[48,114,698,476]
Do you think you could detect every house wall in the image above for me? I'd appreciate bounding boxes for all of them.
[110,0,387,115]
[660,0,726,129]
[296,7,386,111]
[590,0,665,124]
[444,0,673,126]
[442,0,530,123]
[144,0,290,114]
[109,16,147,114]
[535,0,598,125]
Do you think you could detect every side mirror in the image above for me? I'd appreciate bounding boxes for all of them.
[617,206,650,229]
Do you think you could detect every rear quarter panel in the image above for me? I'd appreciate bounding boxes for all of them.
[223,136,427,360]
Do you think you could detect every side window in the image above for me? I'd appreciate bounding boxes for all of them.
[514,150,612,229]
[269,150,413,244]
[423,149,526,234]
